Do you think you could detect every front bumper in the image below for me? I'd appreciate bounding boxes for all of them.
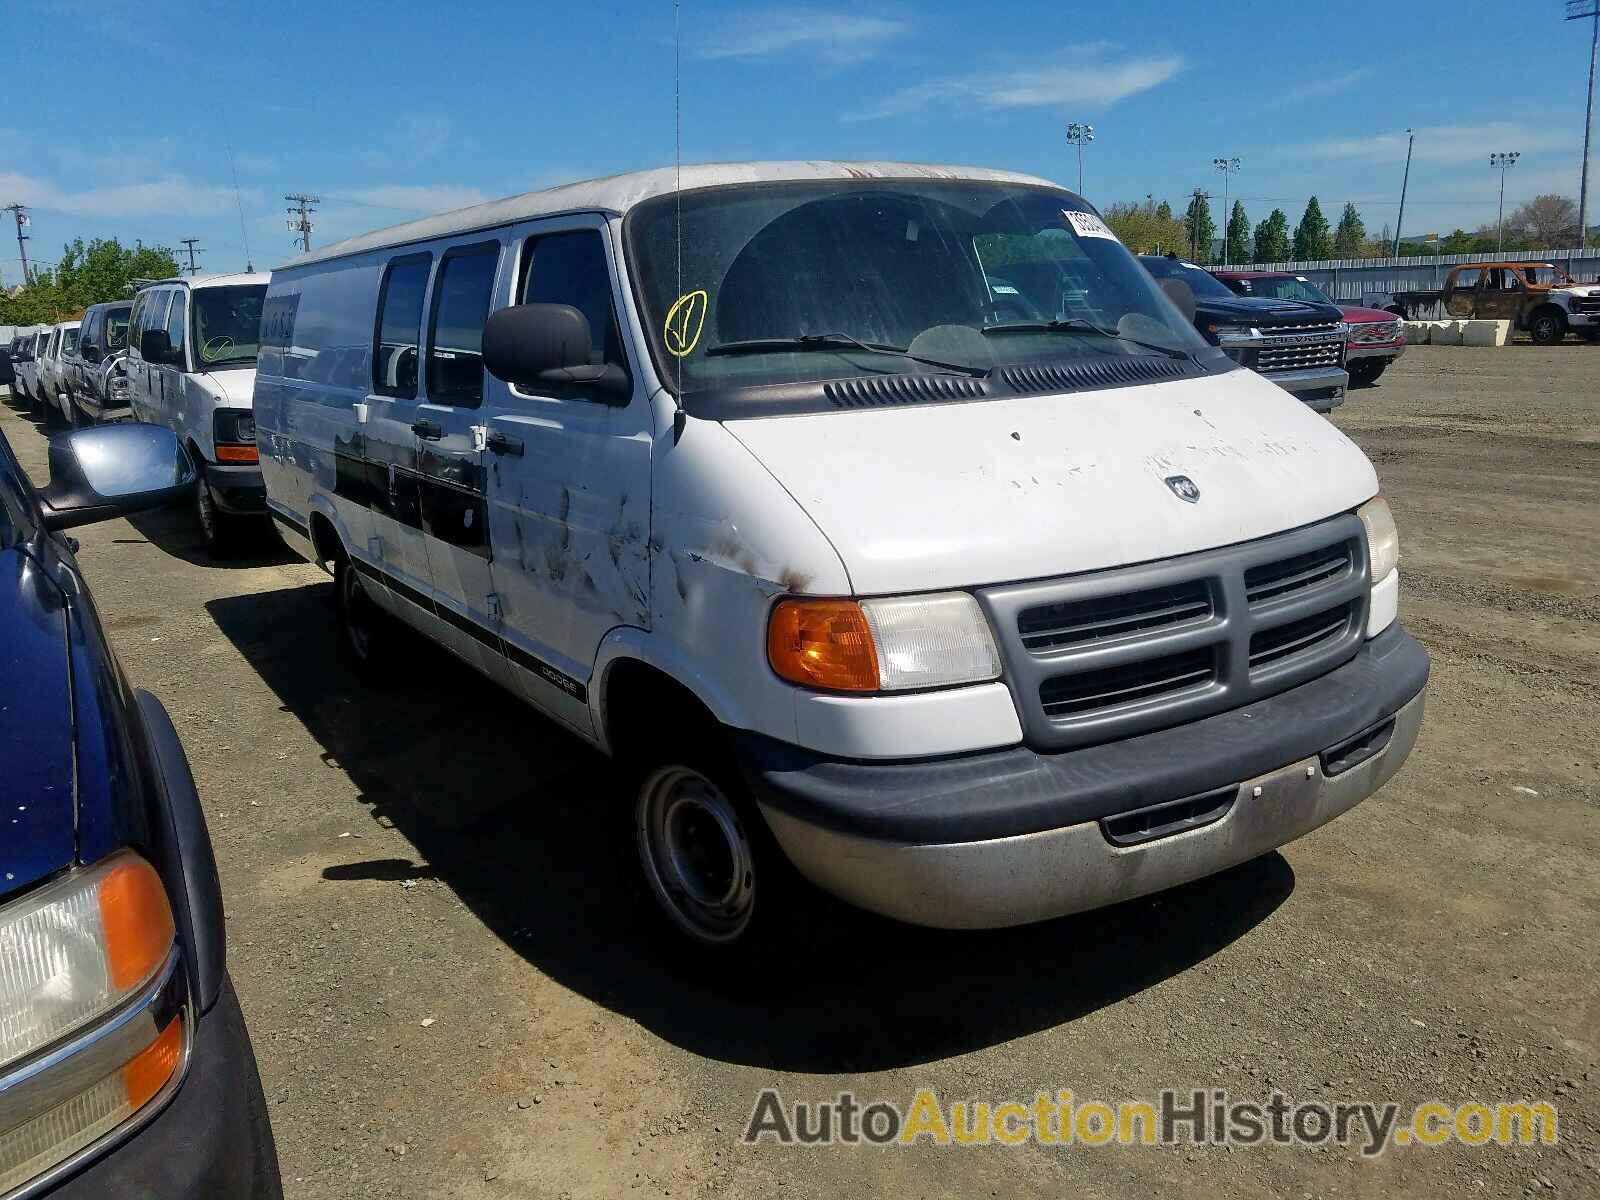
[1346,340,1406,363]
[1255,364,1349,412]
[1565,309,1600,328]
[49,976,279,1200]
[203,461,266,514]
[741,625,1428,930]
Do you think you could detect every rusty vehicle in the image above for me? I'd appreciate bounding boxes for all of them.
[1374,262,1600,345]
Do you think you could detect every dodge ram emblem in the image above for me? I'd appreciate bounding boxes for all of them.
[1165,475,1201,503]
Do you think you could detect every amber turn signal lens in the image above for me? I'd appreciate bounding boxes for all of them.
[122,1016,183,1110]
[97,857,176,991]
[767,599,879,692]
[214,444,258,464]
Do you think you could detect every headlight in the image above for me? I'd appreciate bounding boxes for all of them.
[0,852,183,1195]
[1208,324,1258,346]
[1358,495,1399,581]
[768,593,1002,693]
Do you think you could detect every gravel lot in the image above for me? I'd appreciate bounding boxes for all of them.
[3,344,1596,1199]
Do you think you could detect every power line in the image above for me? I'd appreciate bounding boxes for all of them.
[179,236,205,275]
[285,193,320,253]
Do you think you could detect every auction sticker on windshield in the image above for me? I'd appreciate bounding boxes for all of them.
[1063,210,1117,240]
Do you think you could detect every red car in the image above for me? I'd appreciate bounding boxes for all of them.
[1211,270,1405,387]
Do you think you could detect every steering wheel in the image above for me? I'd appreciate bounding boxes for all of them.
[202,335,234,361]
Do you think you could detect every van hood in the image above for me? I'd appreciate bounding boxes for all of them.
[724,367,1379,595]
[202,366,256,409]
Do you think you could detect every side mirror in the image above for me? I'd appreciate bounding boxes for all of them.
[140,328,172,364]
[82,344,101,364]
[38,424,197,531]
[1159,278,1197,324]
[482,303,629,400]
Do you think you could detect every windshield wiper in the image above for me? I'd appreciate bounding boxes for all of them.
[982,319,1191,360]
[704,332,989,377]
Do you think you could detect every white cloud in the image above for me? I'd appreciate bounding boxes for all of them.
[1303,121,1573,166]
[1285,67,1373,100]
[849,45,1182,120]
[693,6,908,64]
[0,170,265,219]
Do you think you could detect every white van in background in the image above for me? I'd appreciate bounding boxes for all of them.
[255,161,1428,949]
[126,273,270,553]
[39,320,80,427]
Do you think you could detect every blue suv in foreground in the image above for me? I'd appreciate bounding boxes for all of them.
[0,419,280,1198]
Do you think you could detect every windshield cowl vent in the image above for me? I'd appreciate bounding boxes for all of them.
[823,374,989,409]
[1000,358,1193,396]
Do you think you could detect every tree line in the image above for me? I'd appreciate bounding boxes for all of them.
[1,238,181,326]
[1104,193,1599,264]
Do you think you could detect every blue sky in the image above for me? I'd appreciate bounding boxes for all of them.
[2,0,1596,278]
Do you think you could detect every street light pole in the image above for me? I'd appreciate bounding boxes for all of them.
[1568,1,1599,248]
[1064,122,1094,194]
[1393,129,1415,256]
[1213,156,1240,265]
[1490,151,1521,252]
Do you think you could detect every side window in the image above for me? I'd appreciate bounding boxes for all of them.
[520,230,623,374]
[165,290,187,364]
[1501,269,1522,291]
[372,253,431,398]
[128,295,148,349]
[1453,268,1481,290]
[425,241,500,407]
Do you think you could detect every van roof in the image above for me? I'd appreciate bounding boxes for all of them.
[280,160,1062,271]
[139,271,271,290]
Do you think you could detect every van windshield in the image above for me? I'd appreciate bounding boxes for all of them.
[192,284,267,368]
[625,179,1206,395]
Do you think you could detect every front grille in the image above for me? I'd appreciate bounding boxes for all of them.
[1249,601,1357,670]
[1259,321,1342,339]
[1257,343,1343,372]
[1349,320,1403,343]
[1575,298,1600,314]
[1018,579,1212,652]
[1039,648,1215,718]
[976,515,1370,750]
[1245,541,1355,605]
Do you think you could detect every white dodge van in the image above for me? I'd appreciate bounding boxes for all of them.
[126,272,270,552]
[255,162,1428,947]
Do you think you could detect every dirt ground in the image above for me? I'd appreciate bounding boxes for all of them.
[3,344,1596,1199]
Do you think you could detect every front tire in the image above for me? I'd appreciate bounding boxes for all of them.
[1530,309,1567,345]
[335,552,400,684]
[1348,360,1387,388]
[631,742,804,953]
[194,466,243,556]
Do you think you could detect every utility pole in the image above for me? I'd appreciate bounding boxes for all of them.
[179,237,205,275]
[4,203,30,281]
[1213,156,1240,266]
[285,193,320,253]
[1568,1,1599,248]
[1490,151,1521,252]
[1064,122,1094,195]
[1392,129,1414,256]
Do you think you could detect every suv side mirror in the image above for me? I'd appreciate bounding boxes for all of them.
[37,424,197,531]
[482,303,629,400]
[140,328,172,364]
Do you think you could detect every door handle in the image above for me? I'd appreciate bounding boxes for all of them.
[486,430,524,456]
[412,418,443,440]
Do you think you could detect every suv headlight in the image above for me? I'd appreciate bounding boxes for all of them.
[767,593,1002,693]
[1208,324,1258,346]
[0,852,185,1195]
